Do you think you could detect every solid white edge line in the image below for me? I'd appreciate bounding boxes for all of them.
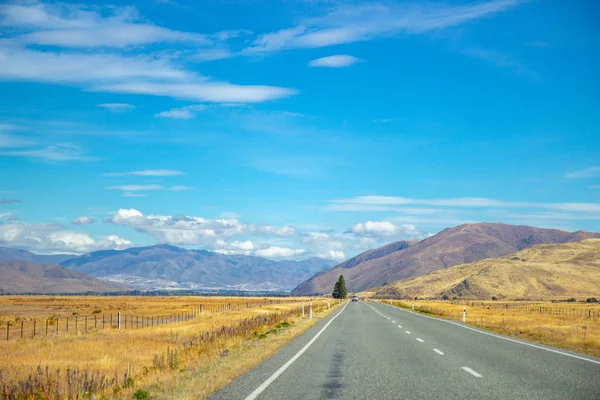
[244,303,348,400]
[433,349,444,355]
[416,338,424,343]
[462,367,482,378]
[375,302,600,365]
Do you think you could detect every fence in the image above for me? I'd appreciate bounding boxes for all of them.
[448,301,600,319]
[1,298,311,341]
[377,299,600,321]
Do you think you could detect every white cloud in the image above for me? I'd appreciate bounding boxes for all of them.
[98,103,134,111]
[96,82,296,103]
[0,143,93,162]
[154,104,207,119]
[0,3,297,105]
[0,46,188,83]
[105,170,185,177]
[72,216,95,225]
[106,185,191,192]
[19,25,209,48]
[255,246,306,258]
[308,55,361,68]
[246,0,524,53]
[566,167,600,179]
[109,208,298,246]
[1,2,209,48]
[124,192,147,197]
[329,195,600,220]
[0,221,132,254]
[191,49,235,62]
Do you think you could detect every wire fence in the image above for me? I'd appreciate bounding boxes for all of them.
[1,298,310,341]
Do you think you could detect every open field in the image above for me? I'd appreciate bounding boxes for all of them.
[0,296,335,399]
[376,299,600,357]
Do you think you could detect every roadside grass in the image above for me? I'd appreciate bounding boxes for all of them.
[146,308,334,399]
[0,296,332,399]
[378,299,600,357]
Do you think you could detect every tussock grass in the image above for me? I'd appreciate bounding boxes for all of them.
[380,299,600,357]
[0,296,333,399]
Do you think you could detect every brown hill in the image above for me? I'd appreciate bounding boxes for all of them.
[0,261,123,294]
[291,240,415,295]
[373,239,600,300]
[291,223,600,295]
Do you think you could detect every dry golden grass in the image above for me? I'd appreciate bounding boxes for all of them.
[378,299,600,357]
[374,239,600,300]
[0,296,334,399]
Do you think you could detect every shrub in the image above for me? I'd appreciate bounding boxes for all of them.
[133,390,149,400]
[586,297,598,303]
[566,298,577,303]
[491,296,498,301]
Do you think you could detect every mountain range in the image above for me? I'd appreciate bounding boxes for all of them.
[0,261,122,294]
[372,239,600,300]
[291,223,600,295]
[59,244,336,291]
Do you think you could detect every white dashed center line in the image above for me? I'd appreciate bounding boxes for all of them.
[416,338,424,343]
[433,349,444,355]
[405,331,411,334]
[397,325,402,328]
[392,321,396,323]
[462,367,482,378]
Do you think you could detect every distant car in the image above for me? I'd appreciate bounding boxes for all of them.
[352,296,359,302]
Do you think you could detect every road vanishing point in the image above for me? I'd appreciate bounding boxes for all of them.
[210,301,600,400]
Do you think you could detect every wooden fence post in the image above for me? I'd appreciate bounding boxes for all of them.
[85,316,87,334]
[21,321,23,338]
[33,320,36,337]
[46,319,49,336]
[6,323,9,341]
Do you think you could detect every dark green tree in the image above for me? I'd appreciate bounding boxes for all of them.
[332,275,347,299]
[338,275,347,299]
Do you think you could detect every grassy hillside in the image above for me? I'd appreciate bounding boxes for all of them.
[373,239,600,300]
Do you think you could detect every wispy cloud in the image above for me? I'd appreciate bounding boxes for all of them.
[72,216,95,225]
[154,104,207,119]
[106,185,191,192]
[246,0,525,53]
[461,47,540,80]
[308,55,361,68]
[98,103,135,111]
[566,167,600,179]
[0,143,94,162]
[105,170,186,177]
[329,195,600,215]
[0,2,296,104]
[190,49,235,62]
[0,199,21,204]
[95,82,296,103]
[372,118,397,123]
[1,2,210,48]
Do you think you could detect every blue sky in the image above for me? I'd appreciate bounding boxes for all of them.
[0,0,598,259]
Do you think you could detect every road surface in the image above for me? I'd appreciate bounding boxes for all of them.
[210,301,600,400]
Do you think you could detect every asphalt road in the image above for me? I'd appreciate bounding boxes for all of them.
[210,301,600,400]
